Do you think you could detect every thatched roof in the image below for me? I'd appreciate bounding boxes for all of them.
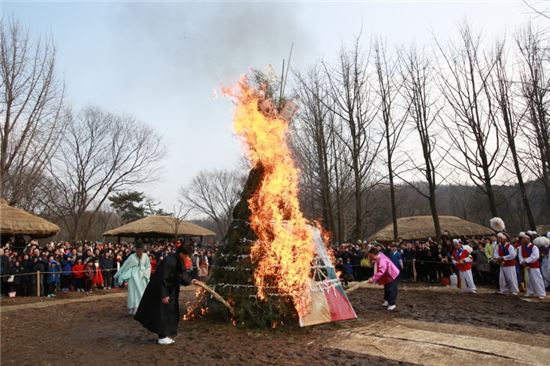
[103,215,216,238]
[537,224,550,234]
[0,198,60,238]
[368,215,494,241]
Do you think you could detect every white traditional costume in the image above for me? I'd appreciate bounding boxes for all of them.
[494,233,519,295]
[452,240,476,293]
[518,232,546,299]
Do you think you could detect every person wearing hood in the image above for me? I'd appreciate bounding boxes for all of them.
[114,240,151,315]
[134,245,192,345]
[518,232,546,299]
[46,255,61,297]
[60,254,74,292]
[494,232,519,295]
[451,239,477,294]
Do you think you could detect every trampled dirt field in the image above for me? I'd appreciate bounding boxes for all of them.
[1,284,549,365]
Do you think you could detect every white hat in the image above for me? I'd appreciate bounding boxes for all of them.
[526,230,537,239]
[452,239,462,245]
[533,236,550,248]
[489,217,506,232]
[518,232,529,239]
[496,232,508,240]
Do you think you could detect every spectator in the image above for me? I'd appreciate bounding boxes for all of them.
[9,259,23,296]
[61,254,74,292]
[342,258,354,286]
[196,251,209,282]
[84,261,95,292]
[99,251,114,289]
[0,248,9,296]
[72,259,86,292]
[46,255,61,297]
[388,244,403,272]
[20,254,33,296]
[149,254,158,274]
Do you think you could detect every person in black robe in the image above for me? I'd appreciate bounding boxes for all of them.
[134,245,192,345]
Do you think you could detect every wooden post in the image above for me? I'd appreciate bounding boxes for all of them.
[36,271,41,297]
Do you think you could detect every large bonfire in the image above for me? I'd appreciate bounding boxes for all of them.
[233,79,315,317]
[201,77,317,327]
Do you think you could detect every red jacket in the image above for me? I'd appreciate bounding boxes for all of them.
[72,264,85,279]
[453,248,472,272]
[92,266,104,287]
[150,257,157,273]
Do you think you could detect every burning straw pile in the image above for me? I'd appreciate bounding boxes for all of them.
[188,78,317,327]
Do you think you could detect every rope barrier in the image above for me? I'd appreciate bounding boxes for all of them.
[0,268,119,279]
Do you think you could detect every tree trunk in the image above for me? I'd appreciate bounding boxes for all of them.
[429,189,441,240]
[353,165,363,240]
[508,125,536,230]
[484,176,499,217]
[386,132,398,241]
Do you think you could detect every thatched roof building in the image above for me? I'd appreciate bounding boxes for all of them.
[0,198,60,238]
[368,215,494,241]
[103,215,216,238]
[537,224,550,235]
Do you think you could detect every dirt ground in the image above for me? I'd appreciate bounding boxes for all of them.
[1,284,549,366]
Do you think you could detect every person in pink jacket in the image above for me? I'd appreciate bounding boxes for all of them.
[367,247,401,311]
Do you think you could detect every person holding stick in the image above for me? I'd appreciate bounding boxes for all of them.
[134,245,192,345]
[367,247,400,311]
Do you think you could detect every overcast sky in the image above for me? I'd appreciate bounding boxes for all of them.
[2,0,544,211]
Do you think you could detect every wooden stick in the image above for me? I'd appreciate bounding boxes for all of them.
[36,271,41,297]
[346,280,372,294]
[191,279,235,317]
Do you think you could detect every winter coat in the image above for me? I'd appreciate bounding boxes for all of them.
[134,254,192,337]
[72,264,86,279]
[61,259,74,276]
[9,263,24,285]
[46,260,61,285]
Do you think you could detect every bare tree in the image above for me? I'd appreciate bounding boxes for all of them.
[292,66,336,235]
[322,38,383,239]
[161,200,192,240]
[489,40,537,229]
[522,1,550,21]
[0,18,65,208]
[436,23,506,217]
[41,106,165,240]
[398,46,445,239]
[181,169,245,236]
[516,24,550,208]
[374,39,407,240]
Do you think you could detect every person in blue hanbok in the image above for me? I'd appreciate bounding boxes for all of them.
[114,241,151,315]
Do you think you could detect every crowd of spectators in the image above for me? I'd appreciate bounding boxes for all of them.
[0,239,218,298]
[333,236,550,289]
[2,234,548,298]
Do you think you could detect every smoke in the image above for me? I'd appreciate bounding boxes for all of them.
[112,2,315,84]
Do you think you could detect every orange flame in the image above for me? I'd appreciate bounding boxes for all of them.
[230,78,315,317]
